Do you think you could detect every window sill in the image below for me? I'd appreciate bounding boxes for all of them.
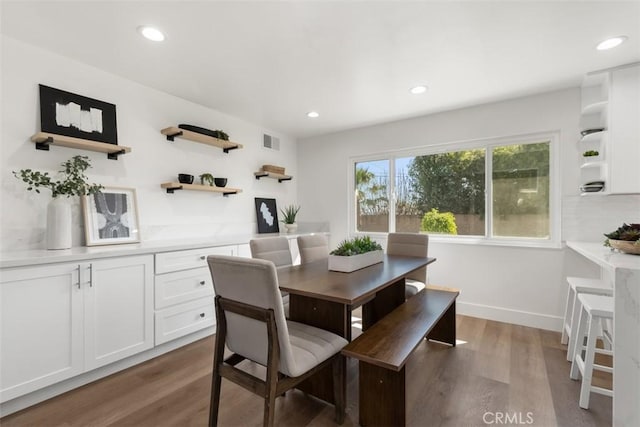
[355,232,562,250]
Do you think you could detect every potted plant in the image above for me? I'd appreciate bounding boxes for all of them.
[280,204,300,233]
[329,235,383,272]
[199,173,215,186]
[604,223,640,255]
[13,155,103,250]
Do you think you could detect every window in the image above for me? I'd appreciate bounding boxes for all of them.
[352,134,557,246]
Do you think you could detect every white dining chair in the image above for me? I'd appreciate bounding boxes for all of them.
[297,234,329,264]
[250,237,293,315]
[206,255,347,427]
[386,232,429,299]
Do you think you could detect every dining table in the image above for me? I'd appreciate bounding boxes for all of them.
[277,254,437,404]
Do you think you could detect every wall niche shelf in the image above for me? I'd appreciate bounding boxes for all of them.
[161,127,243,153]
[31,132,131,160]
[160,182,242,196]
[254,171,293,182]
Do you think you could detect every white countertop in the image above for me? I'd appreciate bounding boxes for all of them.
[0,231,328,269]
[566,241,640,271]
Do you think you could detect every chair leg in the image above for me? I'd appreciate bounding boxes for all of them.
[570,308,588,380]
[264,376,278,427]
[332,355,346,425]
[208,367,222,427]
[579,316,599,409]
[561,286,574,345]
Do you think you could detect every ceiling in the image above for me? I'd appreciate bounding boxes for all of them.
[2,1,639,139]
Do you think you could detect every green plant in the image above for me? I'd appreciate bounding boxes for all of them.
[200,173,214,186]
[583,150,600,157]
[330,236,382,256]
[280,205,300,224]
[13,155,103,198]
[212,130,229,141]
[420,208,458,234]
[604,223,640,243]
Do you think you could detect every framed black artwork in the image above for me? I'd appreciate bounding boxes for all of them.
[39,84,118,145]
[254,198,280,233]
[82,187,140,246]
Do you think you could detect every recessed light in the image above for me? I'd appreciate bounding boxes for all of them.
[138,26,165,42]
[596,36,627,50]
[410,85,428,95]
[307,111,319,118]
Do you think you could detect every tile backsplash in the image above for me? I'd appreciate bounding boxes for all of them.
[563,194,640,242]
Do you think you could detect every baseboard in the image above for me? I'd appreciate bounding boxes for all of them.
[457,301,563,332]
[0,327,215,417]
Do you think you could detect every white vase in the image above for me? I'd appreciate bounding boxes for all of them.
[47,197,72,250]
[284,223,298,233]
[328,250,384,272]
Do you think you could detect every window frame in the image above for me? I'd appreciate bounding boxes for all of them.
[348,131,561,248]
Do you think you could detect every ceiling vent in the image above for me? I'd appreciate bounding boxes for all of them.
[263,134,280,151]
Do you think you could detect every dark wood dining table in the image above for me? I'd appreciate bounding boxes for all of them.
[277,254,437,404]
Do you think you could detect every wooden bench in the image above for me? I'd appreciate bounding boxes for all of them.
[341,288,459,426]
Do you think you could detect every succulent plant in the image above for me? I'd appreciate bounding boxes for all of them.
[330,236,382,256]
[604,223,640,241]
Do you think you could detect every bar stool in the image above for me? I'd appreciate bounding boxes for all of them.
[562,277,612,361]
[569,293,614,409]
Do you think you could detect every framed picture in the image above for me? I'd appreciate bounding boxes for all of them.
[254,197,280,234]
[82,187,140,246]
[39,84,118,145]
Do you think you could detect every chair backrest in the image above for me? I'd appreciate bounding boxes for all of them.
[250,237,293,268]
[206,255,297,373]
[297,234,329,264]
[386,233,429,283]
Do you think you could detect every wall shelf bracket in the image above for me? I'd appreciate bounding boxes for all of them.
[223,146,239,154]
[107,149,127,160]
[165,185,184,194]
[165,131,183,142]
[35,137,54,151]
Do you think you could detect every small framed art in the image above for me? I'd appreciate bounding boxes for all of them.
[83,187,140,246]
[254,197,280,233]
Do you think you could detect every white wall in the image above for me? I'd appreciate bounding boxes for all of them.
[297,88,640,331]
[1,36,298,250]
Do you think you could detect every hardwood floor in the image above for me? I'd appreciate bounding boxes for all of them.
[1,315,612,426]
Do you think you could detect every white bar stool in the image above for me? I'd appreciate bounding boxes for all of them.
[561,277,612,361]
[569,293,614,409]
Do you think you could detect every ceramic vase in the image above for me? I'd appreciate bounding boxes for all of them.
[284,223,298,234]
[47,197,72,250]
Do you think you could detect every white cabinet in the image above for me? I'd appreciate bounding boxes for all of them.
[580,63,640,195]
[153,245,235,344]
[0,255,154,402]
[1,263,83,402]
[84,256,154,370]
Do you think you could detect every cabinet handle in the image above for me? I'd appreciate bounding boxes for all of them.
[200,255,206,260]
[76,264,81,289]
[200,280,206,286]
[199,313,206,318]
[88,264,93,287]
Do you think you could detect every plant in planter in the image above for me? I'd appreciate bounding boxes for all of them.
[329,236,383,272]
[199,173,215,186]
[583,150,600,157]
[13,155,103,250]
[604,223,640,255]
[280,205,300,233]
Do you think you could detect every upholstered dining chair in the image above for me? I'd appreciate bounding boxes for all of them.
[250,237,293,316]
[206,255,347,427]
[386,232,429,299]
[297,234,329,264]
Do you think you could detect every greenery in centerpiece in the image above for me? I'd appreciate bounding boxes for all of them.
[13,155,103,198]
[604,223,640,246]
[280,205,300,225]
[330,235,382,256]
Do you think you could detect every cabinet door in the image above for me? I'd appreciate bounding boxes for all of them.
[0,263,83,402]
[84,255,154,370]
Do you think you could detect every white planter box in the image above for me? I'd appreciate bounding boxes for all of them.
[328,250,383,273]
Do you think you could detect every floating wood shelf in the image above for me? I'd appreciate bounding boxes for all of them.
[254,171,293,182]
[161,182,242,196]
[31,132,131,160]
[161,127,243,153]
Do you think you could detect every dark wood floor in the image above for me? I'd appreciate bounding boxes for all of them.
[1,315,612,426]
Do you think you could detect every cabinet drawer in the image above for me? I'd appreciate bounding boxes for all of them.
[155,245,235,274]
[155,298,215,345]
[155,267,213,309]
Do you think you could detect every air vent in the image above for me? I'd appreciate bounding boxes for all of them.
[263,134,280,151]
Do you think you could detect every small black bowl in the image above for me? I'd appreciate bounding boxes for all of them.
[214,177,227,187]
[178,174,194,184]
